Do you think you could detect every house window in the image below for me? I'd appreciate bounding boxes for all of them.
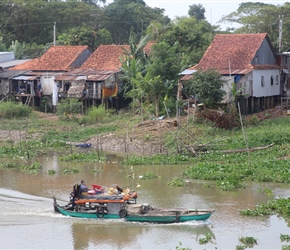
[276,75,279,85]
[270,76,274,85]
[261,76,264,87]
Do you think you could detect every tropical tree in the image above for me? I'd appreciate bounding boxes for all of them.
[120,31,152,115]
[183,69,226,109]
[57,27,112,50]
[156,16,214,64]
[0,37,6,51]
[102,0,169,44]
[140,41,187,117]
[188,4,206,21]
[9,40,25,59]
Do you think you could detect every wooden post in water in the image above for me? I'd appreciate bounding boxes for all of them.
[238,102,251,167]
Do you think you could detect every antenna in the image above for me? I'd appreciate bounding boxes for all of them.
[279,15,283,54]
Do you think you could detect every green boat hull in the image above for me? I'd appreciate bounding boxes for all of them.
[125,213,212,223]
[56,206,121,219]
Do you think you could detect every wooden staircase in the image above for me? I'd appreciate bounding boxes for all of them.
[25,95,32,106]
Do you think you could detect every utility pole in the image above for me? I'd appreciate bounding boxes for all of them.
[279,15,283,54]
[53,22,56,46]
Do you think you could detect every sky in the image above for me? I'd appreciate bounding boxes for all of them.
[106,0,286,29]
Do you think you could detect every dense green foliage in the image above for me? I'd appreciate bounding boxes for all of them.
[56,99,82,118]
[183,69,226,108]
[0,0,169,56]
[0,102,32,118]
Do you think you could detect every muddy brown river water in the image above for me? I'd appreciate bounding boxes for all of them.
[0,153,289,249]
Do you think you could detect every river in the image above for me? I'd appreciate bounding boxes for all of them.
[0,152,289,249]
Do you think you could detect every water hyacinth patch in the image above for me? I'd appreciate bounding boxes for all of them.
[240,197,290,217]
[60,152,106,162]
[281,234,290,242]
[20,162,41,174]
[167,177,187,187]
[238,236,258,248]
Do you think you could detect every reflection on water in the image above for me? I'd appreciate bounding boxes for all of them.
[71,221,215,250]
[0,153,289,249]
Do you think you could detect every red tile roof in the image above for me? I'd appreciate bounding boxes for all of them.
[143,41,155,55]
[80,42,155,71]
[190,33,271,72]
[10,46,89,71]
[80,45,130,71]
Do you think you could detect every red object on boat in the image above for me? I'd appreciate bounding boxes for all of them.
[92,184,102,190]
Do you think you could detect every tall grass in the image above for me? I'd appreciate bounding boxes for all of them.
[86,105,106,123]
[0,102,31,118]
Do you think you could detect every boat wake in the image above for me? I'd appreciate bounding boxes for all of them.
[0,188,58,219]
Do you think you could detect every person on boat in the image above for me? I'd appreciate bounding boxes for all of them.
[80,180,88,193]
[116,185,137,201]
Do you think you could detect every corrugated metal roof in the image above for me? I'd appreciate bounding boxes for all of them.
[12,75,39,80]
[55,75,86,81]
[0,70,30,79]
[55,69,118,81]
[0,59,31,69]
[180,68,253,81]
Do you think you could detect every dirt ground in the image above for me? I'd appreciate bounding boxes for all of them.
[0,107,288,156]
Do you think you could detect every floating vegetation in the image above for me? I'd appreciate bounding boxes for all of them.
[258,188,274,198]
[167,177,187,187]
[175,241,191,250]
[240,197,290,217]
[236,245,246,250]
[198,233,214,245]
[60,152,106,162]
[91,168,102,173]
[0,163,19,168]
[20,162,41,174]
[281,234,290,242]
[0,146,28,158]
[59,167,80,174]
[216,177,245,191]
[47,169,56,175]
[238,236,258,248]
[139,172,159,179]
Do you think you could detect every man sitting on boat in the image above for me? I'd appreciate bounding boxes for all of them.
[80,180,88,194]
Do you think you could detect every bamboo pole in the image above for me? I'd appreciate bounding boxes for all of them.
[238,102,250,167]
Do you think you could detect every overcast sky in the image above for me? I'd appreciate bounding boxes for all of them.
[106,0,286,29]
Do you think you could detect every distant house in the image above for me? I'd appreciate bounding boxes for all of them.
[56,43,154,111]
[180,33,281,114]
[7,46,92,109]
[0,52,32,100]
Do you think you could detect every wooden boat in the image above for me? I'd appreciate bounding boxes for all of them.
[53,197,214,223]
[53,182,214,223]
[123,204,215,223]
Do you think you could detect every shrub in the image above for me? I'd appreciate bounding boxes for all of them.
[56,99,82,117]
[86,105,106,123]
[0,101,31,118]
[39,96,51,113]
